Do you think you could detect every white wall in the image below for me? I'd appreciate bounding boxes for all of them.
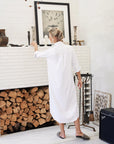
[78,0,114,107]
[0,0,78,45]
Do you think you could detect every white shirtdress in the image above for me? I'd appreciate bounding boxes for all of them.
[34,41,81,123]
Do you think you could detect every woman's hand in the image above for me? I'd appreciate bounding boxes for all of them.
[31,41,38,51]
[76,71,82,89]
[77,79,82,89]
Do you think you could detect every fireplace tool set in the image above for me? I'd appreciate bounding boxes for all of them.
[67,73,96,132]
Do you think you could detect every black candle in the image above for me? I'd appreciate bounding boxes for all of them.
[28,31,30,45]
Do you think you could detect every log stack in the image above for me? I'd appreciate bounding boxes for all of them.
[0,86,55,135]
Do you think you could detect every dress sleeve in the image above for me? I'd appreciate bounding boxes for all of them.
[72,48,81,73]
[34,48,55,58]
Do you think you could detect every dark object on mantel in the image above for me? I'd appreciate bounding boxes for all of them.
[28,31,30,45]
[0,29,9,47]
[9,44,24,47]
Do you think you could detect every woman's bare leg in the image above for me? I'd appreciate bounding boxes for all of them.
[59,123,66,138]
[74,118,83,136]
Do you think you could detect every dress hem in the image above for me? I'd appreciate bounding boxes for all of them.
[50,111,79,123]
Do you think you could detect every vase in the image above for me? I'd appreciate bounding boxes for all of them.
[0,29,8,47]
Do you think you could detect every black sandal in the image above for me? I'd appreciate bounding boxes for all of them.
[57,132,65,139]
[76,134,90,140]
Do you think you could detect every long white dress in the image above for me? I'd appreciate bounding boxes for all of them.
[34,41,81,123]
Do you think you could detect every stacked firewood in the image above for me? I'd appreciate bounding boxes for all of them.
[0,86,55,135]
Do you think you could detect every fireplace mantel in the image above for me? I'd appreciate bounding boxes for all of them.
[0,46,90,90]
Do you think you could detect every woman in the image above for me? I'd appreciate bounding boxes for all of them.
[31,28,90,140]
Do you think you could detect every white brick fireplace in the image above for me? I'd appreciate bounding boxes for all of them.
[0,46,90,90]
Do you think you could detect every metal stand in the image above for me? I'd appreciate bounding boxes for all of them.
[67,73,96,132]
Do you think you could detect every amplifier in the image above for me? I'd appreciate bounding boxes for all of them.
[99,108,114,144]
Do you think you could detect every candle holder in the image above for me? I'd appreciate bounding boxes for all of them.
[73,26,77,45]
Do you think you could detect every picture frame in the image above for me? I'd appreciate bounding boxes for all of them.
[93,90,112,125]
[34,1,71,46]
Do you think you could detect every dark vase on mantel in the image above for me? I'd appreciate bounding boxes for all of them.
[0,29,9,47]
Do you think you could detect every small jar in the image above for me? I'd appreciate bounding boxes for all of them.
[0,29,9,47]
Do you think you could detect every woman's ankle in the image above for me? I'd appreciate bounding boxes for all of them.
[61,130,65,134]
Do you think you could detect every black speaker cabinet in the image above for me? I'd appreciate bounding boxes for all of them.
[99,108,114,144]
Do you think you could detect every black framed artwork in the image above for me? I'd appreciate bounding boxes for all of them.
[34,1,71,46]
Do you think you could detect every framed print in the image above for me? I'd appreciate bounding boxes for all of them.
[34,1,71,46]
[93,90,112,125]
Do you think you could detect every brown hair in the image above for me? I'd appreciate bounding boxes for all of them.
[49,28,63,41]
